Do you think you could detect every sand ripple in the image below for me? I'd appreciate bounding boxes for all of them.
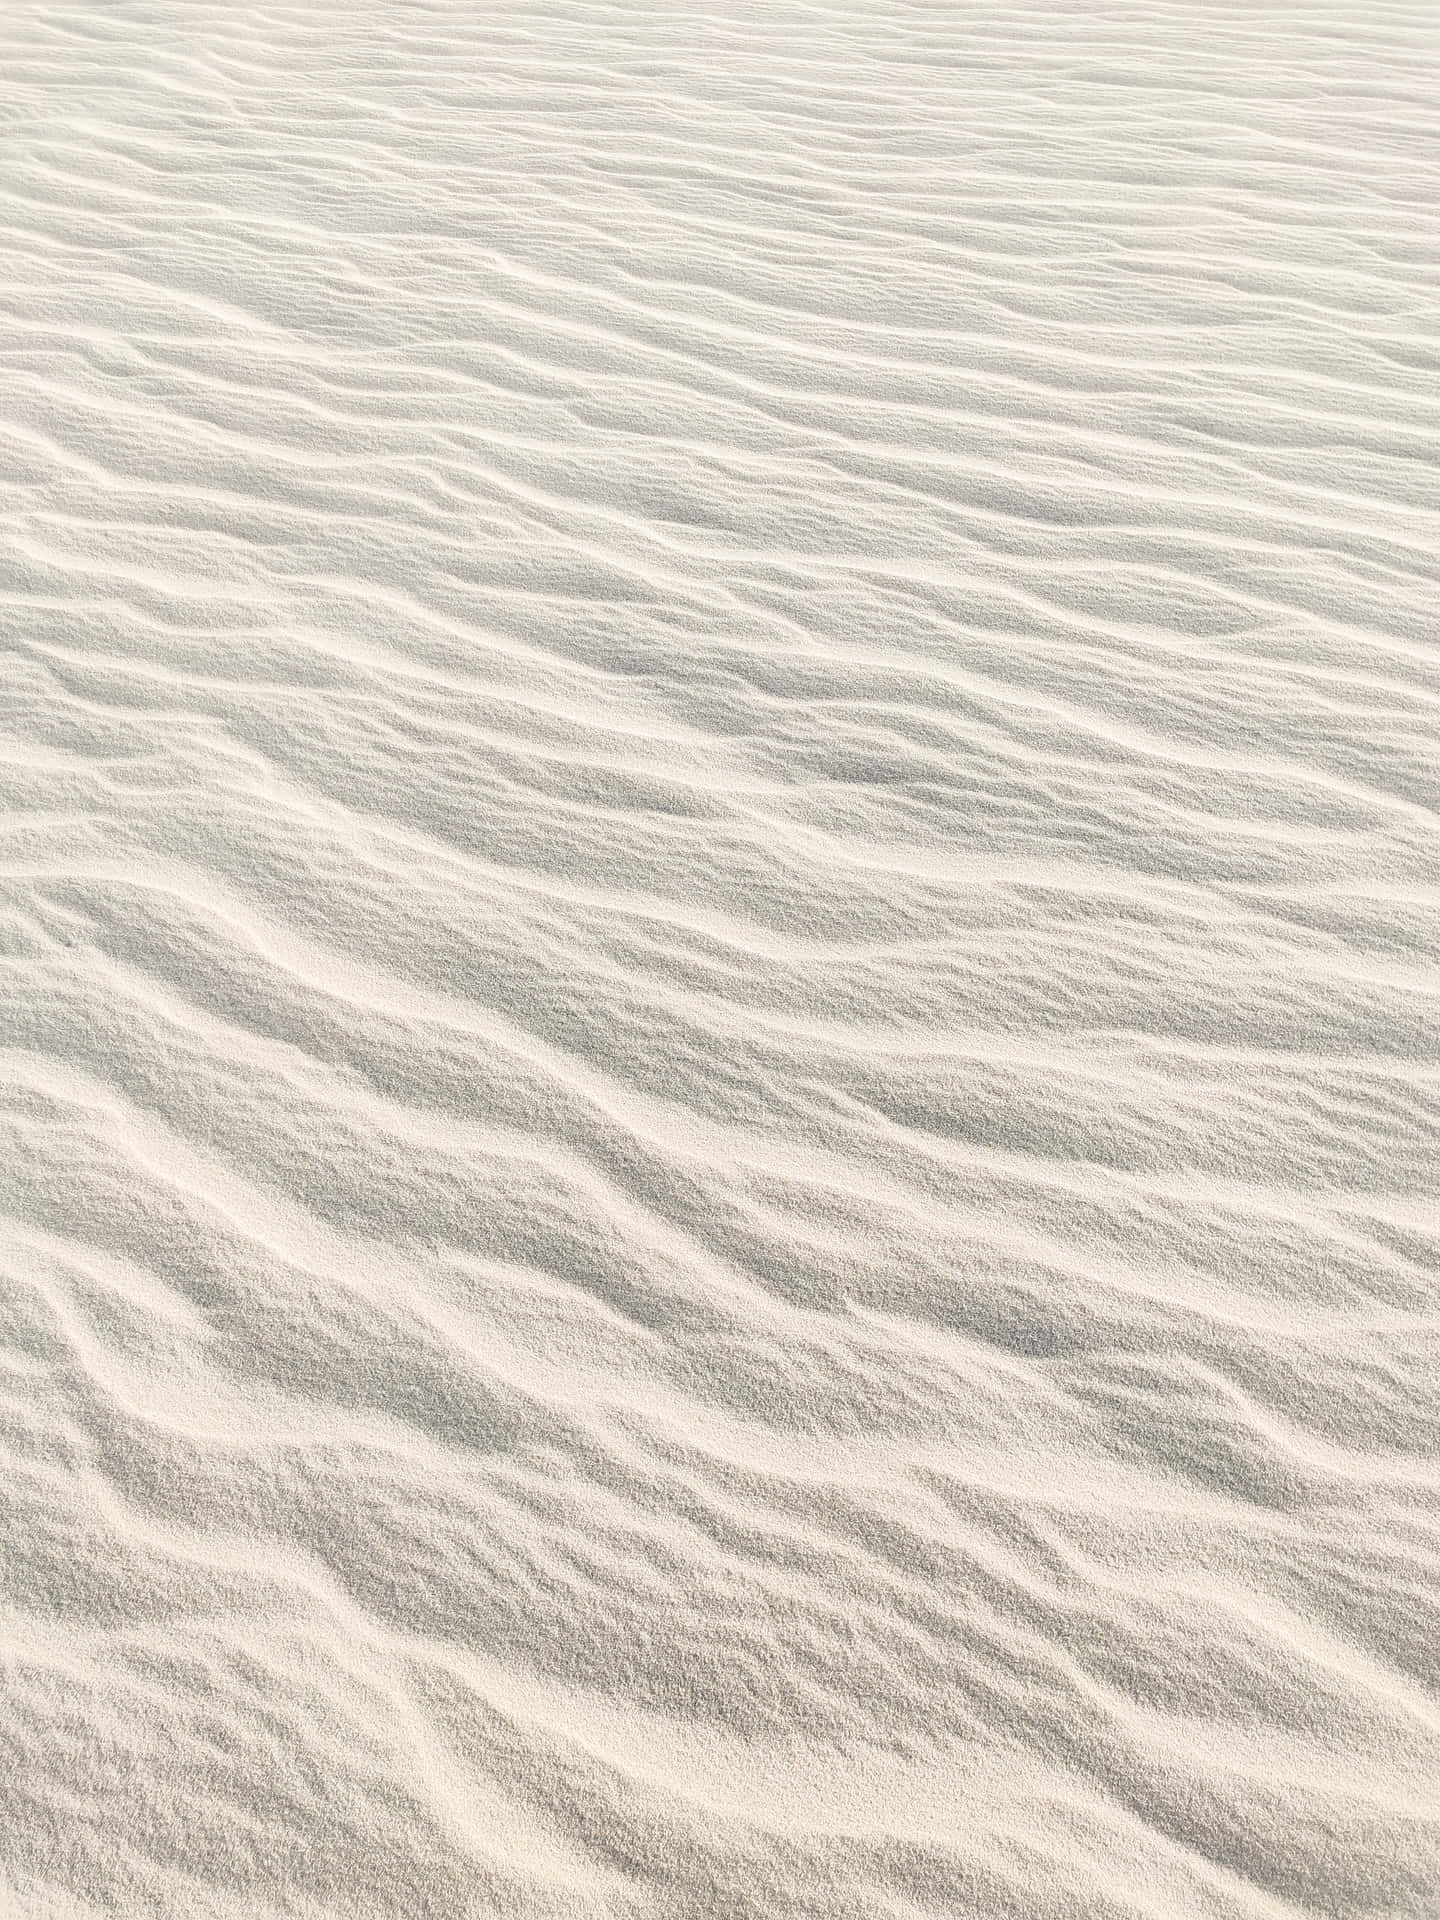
[1,3,1438,1915]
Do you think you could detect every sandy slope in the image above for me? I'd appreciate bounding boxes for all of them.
[1,3,1438,1915]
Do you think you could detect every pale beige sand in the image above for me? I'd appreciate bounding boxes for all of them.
[1,3,1438,1916]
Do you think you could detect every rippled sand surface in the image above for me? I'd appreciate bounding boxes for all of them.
[2,3,1438,1915]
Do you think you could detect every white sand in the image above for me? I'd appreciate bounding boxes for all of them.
[1,2,1438,1915]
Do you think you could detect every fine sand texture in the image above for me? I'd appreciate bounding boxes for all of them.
[2,4,1438,1916]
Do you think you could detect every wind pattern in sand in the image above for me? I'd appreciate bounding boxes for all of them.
[1,3,1438,1916]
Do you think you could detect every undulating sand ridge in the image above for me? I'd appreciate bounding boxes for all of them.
[1,3,1438,1916]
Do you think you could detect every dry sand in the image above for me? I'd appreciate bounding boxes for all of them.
[1,3,1438,1915]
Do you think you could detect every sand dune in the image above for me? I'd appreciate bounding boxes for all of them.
[1,3,1438,1915]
